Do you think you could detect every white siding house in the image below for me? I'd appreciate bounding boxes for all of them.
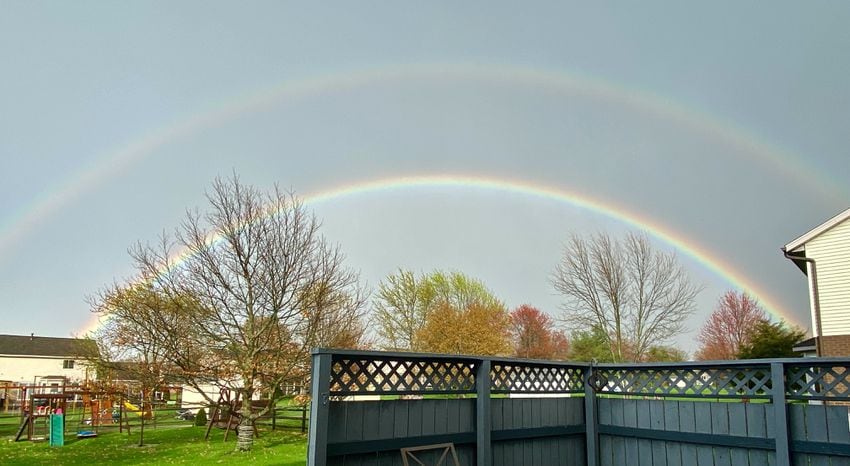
[784,207,850,356]
[0,334,93,386]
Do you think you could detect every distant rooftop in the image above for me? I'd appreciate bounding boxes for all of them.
[0,334,95,358]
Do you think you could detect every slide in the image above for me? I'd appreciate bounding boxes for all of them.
[123,401,141,412]
[123,401,153,419]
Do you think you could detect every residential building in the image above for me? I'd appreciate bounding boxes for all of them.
[0,333,94,387]
[783,207,850,356]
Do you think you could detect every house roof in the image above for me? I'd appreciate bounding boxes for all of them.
[792,336,817,353]
[0,334,96,358]
[784,207,850,253]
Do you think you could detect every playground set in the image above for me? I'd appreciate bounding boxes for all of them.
[203,387,268,441]
[13,382,155,442]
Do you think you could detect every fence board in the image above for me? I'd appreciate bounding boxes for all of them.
[710,403,731,466]
[522,398,533,428]
[446,399,460,433]
[491,399,503,431]
[328,403,346,444]
[694,402,715,466]
[599,398,614,466]
[805,404,830,466]
[664,401,682,466]
[678,401,699,466]
[393,401,408,439]
[827,405,850,466]
[623,399,640,465]
[362,403,381,443]
[492,440,504,466]
[346,402,365,445]
[636,400,655,466]
[790,403,806,466]
[406,401,422,437]
[460,397,475,432]
[649,401,667,466]
[746,403,769,466]
[609,398,627,466]
[377,402,394,439]
[727,403,748,466]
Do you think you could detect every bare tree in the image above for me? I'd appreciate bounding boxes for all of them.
[695,291,766,360]
[552,232,701,362]
[91,175,366,451]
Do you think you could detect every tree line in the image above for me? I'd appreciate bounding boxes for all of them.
[88,176,804,451]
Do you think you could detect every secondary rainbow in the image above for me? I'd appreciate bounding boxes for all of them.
[2,62,843,261]
[78,174,799,336]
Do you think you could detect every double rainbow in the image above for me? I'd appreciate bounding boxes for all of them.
[1,62,843,261]
[78,173,800,335]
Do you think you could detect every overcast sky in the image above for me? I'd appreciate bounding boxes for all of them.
[1,2,848,354]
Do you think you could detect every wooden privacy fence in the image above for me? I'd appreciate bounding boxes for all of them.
[307,349,850,466]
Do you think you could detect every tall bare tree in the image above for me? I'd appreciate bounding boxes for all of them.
[91,175,366,451]
[552,232,701,362]
[695,291,766,360]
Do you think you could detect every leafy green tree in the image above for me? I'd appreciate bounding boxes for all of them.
[372,270,425,351]
[736,320,806,359]
[194,407,208,427]
[373,270,503,351]
[417,301,512,355]
[643,345,688,362]
[568,328,616,363]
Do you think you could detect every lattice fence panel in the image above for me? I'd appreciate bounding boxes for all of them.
[329,357,477,395]
[592,366,772,398]
[490,363,585,393]
[786,363,850,400]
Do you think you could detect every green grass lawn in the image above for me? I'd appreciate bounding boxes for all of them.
[0,424,307,466]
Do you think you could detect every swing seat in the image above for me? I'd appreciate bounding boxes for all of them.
[77,430,98,438]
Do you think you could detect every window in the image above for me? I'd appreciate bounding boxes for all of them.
[63,360,75,369]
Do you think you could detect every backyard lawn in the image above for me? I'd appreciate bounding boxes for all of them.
[0,421,307,465]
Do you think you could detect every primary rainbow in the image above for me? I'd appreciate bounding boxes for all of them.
[78,173,800,336]
[1,62,844,261]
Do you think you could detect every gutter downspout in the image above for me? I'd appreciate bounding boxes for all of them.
[783,248,823,356]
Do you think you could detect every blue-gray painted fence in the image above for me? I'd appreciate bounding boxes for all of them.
[308,349,850,466]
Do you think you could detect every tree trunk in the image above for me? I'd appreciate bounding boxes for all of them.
[236,423,253,451]
[139,397,145,447]
[235,394,253,451]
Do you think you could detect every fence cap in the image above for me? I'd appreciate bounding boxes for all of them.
[311,348,850,368]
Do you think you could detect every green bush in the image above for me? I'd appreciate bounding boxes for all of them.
[195,407,208,427]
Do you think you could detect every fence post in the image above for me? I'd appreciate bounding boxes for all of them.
[771,362,791,466]
[307,352,331,466]
[476,359,492,466]
[584,365,599,466]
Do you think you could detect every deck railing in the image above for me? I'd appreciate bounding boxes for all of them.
[308,349,850,466]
